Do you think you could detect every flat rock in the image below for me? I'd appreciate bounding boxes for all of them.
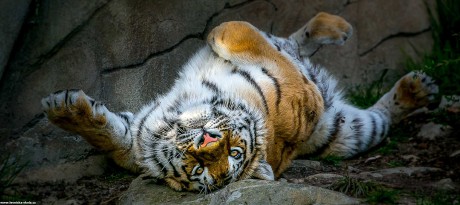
[416,122,452,140]
[360,167,442,178]
[432,178,457,191]
[118,177,360,205]
[303,173,345,187]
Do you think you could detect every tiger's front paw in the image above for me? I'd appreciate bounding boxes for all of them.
[41,89,107,133]
[290,12,353,56]
[395,71,439,109]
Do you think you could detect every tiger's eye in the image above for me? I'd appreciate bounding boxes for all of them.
[196,167,204,175]
[230,149,242,159]
[230,150,239,157]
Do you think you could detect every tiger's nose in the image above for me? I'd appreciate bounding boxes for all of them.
[198,130,221,148]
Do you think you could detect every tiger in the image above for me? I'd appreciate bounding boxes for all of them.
[41,12,438,192]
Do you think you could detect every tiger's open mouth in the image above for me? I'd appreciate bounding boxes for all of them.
[198,130,221,148]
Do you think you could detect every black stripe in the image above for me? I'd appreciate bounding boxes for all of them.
[153,143,169,176]
[261,67,281,111]
[136,102,159,150]
[292,100,303,138]
[168,157,181,178]
[89,99,96,106]
[275,44,281,51]
[232,68,269,114]
[249,118,256,153]
[310,111,343,156]
[351,117,364,151]
[367,113,377,148]
[64,90,69,105]
[370,108,388,140]
[202,79,220,93]
[143,153,167,177]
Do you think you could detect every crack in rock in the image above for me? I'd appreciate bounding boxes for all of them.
[100,33,202,75]
[32,0,112,67]
[359,27,431,57]
[101,0,260,74]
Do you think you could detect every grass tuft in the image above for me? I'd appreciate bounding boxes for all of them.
[311,155,344,167]
[0,154,28,200]
[416,190,460,205]
[347,70,388,109]
[330,175,399,204]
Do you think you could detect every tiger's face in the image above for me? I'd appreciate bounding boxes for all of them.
[140,101,274,192]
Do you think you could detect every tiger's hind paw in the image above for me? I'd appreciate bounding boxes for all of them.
[207,21,275,65]
[394,71,439,110]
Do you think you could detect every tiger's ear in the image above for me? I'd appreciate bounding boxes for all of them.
[251,160,274,180]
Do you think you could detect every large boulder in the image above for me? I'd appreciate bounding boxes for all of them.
[118,178,360,205]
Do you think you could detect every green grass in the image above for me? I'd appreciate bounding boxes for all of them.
[366,188,400,205]
[373,125,410,155]
[330,175,399,204]
[386,160,404,168]
[347,70,388,109]
[416,191,460,205]
[311,155,344,167]
[426,108,460,125]
[330,175,380,198]
[0,154,28,200]
[406,0,460,96]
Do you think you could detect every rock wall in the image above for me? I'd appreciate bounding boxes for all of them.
[1,0,434,182]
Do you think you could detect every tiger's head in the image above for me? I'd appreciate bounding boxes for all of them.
[136,99,274,192]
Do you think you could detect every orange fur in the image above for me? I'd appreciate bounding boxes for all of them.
[307,12,352,42]
[396,74,432,109]
[208,21,325,177]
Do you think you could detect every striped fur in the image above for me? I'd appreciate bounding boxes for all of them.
[41,12,438,192]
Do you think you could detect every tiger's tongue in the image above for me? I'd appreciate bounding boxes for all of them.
[201,133,218,148]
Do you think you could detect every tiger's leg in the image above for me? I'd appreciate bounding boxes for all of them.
[207,21,285,66]
[305,71,438,158]
[289,12,353,57]
[41,90,140,172]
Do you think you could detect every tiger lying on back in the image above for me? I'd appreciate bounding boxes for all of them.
[41,12,438,192]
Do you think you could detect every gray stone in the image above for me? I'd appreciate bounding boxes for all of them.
[0,0,31,79]
[304,173,345,187]
[4,118,107,183]
[101,38,204,112]
[450,150,460,157]
[290,160,322,170]
[360,167,442,178]
[14,155,107,183]
[439,95,460,112]
[118,177,360,205]
[432,178,457,191]
[417,122,452,140]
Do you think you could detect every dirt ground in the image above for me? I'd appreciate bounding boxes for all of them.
[3,110,459,204]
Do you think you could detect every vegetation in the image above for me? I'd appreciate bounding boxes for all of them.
[311,155,343,166]
[0,154,28,200]
[330,175,399,204]
[366,188,400,205]
[405,0,460,97]
[346,70,388,109]
[416,191,460,205]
